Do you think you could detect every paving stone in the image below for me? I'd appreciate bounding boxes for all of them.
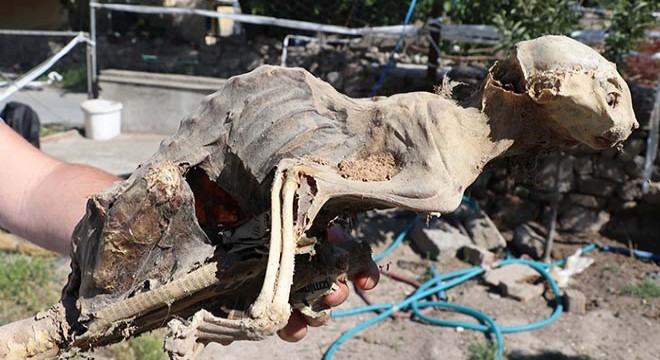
[563,288,587,315]
[457,245,496,267]
[483,263,540,287]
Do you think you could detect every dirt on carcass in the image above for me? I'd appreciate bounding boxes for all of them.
[205,210,659,360]
[338,153,400,182]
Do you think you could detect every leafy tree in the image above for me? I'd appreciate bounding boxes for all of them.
[444,0,579,50]
[604,0,659,69]
[240,0,434,27]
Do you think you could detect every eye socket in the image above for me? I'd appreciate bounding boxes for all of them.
[606,92,620,108]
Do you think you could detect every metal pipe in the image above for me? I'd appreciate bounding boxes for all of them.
[90,2,416,37]
[90,1,98,98]
[0,33,88,102]
[642,76,660,193]
[281,35,350,67]
[543,151,562,262]
[0,29,83,37]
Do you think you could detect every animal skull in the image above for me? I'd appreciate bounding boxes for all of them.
[0,36,638,359]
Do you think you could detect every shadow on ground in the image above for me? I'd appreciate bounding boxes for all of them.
[509,351,592,360]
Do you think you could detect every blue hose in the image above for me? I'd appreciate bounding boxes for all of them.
[369,0,417,97]
[326,221,597,360]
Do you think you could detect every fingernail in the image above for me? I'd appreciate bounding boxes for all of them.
[363,275,376,289]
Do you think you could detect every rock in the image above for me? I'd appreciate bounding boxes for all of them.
[457,245,496,267]
[536,156,575,192]
[408,218,472,260]
[484,263,540,287]
[558,206,609,233]
[326,71,341,88]
[567,194,604,209]
[512,223,546,259]
[573,156,593,175]
[577,177,616,197]
[629,82,656,128]
[463,210,507,250]
[617,180,643,201]
[513,185,531,198]
[562,288,587,315]
[594,158,628,182]
[493,195,540,228]
[500,281,545,302]
[484,264,543,302]
[621,139,645,158]
[642,182,660,205]
[623,155,645,178]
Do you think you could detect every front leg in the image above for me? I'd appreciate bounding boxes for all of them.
[165,161,306,358]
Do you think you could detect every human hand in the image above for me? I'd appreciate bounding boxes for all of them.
[276,224,380,342]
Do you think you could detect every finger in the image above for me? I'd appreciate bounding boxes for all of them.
[353,261,380,290]
[303,311,331,328]
[277,310,307,342]
[323,281,349,307]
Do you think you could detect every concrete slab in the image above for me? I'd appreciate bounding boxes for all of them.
[42,132,165,176]
[1,87,87,125]
[100,69,225,135]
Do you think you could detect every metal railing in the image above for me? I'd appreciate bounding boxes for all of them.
[0,30,95,101]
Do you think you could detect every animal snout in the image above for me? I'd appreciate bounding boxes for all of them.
[596,123,636,148]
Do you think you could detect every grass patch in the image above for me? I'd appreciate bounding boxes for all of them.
[623,278,660,299]
[38,66,87,92]
[108,329,167,360]
[57,67,88,92]
[40,123,80,138]
[0,252,59,324]
[601,262,622,274]
[467,341,498,360]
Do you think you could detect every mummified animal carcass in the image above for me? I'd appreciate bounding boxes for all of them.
[0,36,638,359]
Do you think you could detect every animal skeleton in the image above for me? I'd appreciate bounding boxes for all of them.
[0,36,637,359]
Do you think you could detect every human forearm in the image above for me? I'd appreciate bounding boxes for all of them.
[18,162,119,254]
[0,122,118,254]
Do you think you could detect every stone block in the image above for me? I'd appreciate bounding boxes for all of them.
[457,245,496,267]
[642,182,660,205]
[408,218,472,260]
[558,206,609,233]
[484,264,543,302]
[594,158,628,182]
[562,288,587,315]
[617,180,643,201]
[567,194,604,209]
[577,177,616,197]
[573,156,593,175]
[464,211,507,250]
[500,281,545,302]
[512,223,546,259]
[623,155,645,178]
[536,156,575,192]
[484,264,540,287]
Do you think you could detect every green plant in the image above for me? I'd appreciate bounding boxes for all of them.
[0,253,59,324]
[111,330,167,360]
[444,0,579,51]
[601,262,622,273]
[466,340,498,360]
[623,278,660,299]
[604,0,659,70]
[240,0,434,28]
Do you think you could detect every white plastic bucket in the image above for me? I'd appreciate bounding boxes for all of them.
[81,99,123,140]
